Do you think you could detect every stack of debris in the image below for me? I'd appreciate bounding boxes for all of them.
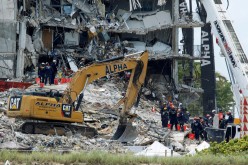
[0,76,209,156]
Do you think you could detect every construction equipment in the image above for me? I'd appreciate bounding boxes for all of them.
[198,0,248,137]
[7,51,149,140]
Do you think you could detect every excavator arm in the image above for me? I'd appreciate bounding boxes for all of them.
[62,51,148,120]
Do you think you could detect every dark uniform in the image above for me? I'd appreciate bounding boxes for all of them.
[160,104,169,128]
[169,107,178,131]
[225,112,234,142]
[200,118,208,141]
[50,60,57,84]
[38,63,46,83]
[45,63,53,85]
[191,117,203,140]
[184,111,190,124]
[177,110,185,132]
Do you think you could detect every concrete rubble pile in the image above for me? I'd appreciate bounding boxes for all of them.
[0,77,209,156]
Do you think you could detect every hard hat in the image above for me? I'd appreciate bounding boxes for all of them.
[212,109,216,113]
[53,60,56,62]
[206,114,210,117]
[41,62,45,65]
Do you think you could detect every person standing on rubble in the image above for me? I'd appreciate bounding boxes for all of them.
[191,117,203,141]
[38,62,46,83]
[50,60,57,84]
[160,103,169,128]
[44,62,53,85]
[177,108,185,132]
[184,111,191,124]
[169,104,178,131]
[200,117,208,141]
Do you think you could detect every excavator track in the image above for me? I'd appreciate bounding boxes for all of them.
[21,121,98,138]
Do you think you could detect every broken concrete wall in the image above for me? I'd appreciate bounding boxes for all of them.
[0,0,16,20]
[106,0,171,13]
[120,29,172,44]
[0,23,16,53]
[64,32,79,45]
[0,0,17,78]
[0,54,15,78]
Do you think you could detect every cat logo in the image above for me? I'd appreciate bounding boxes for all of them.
[9,97,22,110]
[62,105,71,111]
[62,104,72,118]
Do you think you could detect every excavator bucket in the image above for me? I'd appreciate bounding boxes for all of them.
[111,123,138,142]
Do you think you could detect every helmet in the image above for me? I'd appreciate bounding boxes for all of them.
[206,114,210,117]
[212,109,216,113]
[53,60,56,62]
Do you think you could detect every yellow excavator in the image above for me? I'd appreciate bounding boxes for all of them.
[7,51,148,140]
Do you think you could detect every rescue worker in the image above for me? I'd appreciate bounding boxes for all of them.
[45,62,53,85]
[50,60,57,84]
[211,109,216,118]
[38,62,46,83]
[219,118,226,129]
[169,105,178,131]
[205,114,212,127]
[177,108,185,132]
[225,111,234,142]
[225,111,234,125]
[160,103,169,128]
[184,111,191,124]
[200,117,208,141]
[191,117,203,141]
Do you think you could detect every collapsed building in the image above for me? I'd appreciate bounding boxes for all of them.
[0,0,209,108]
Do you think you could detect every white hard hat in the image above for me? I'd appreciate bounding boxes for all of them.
[53,60,56,62]
[212,109,216,113]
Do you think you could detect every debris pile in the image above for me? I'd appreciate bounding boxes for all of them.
[0,77,208,156]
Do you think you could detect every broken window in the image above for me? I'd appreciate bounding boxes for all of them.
[63,5,72,15]
[51,0,61,13]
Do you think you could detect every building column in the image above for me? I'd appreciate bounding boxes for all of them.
[16,21,26,78]
[172,0,179,85]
